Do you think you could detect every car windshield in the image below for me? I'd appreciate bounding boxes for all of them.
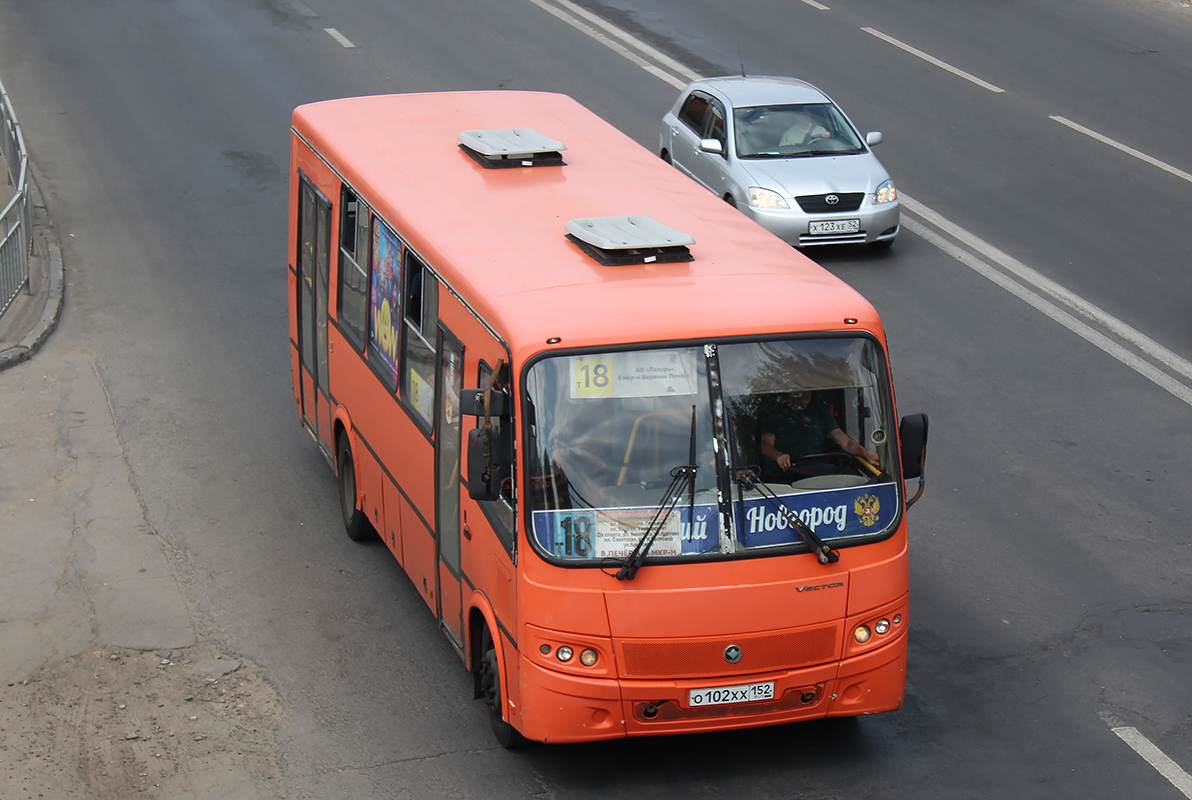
[733,102,866,158]
[523,338,901,565]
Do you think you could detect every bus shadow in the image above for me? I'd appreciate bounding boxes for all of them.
[521,715,876,789]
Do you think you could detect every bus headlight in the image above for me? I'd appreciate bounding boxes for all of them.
[874,180,897,205]
[748,187,789,209]
[579,649,598,667]
[556,646,574,662]
[875,619,890,635]
[853,625,872,643]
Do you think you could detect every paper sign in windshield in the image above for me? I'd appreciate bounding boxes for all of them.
[570,350,698,399]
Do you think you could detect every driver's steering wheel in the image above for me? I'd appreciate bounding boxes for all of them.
[790,452,859,477]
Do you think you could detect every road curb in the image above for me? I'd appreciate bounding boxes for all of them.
[0,172,64,371]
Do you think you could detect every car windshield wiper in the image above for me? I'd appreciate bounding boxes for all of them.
[615,407,698,581]
[802,147,863,156]
[734,467,839,564]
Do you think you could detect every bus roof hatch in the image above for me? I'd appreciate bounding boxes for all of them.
[458,128,566,168]
[565,215,695,266]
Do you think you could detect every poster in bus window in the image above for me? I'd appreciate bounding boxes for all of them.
[370,222,402,385]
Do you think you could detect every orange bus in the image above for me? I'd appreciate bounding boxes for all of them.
[288,90,928,745]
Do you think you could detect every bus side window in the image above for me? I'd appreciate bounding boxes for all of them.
[337,186,369,351]
[402,251,438,427]
[476,361,516,551]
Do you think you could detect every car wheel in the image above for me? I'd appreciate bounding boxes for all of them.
[660,149,672,164]
[478,626,527,748]
[337,433,373,542]
[723,193,736,208]
[869,238,895,251]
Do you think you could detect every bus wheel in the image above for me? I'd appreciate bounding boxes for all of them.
[336,434,372,542]
[479,627,527,749]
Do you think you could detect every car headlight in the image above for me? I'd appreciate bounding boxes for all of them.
[747,187,789,209]
[874,179,897,205]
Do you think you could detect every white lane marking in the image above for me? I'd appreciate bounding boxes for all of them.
[861,27,1005,93]
[525,0,694,89]
[548,0,699,83]
[526,0,1192,405]
[324,28,356,48]
[901,212,1192,407]
[900,195,1192,386]
[801,0,831,9]
[1051,116,1192,185]
[1100,713,1192,797]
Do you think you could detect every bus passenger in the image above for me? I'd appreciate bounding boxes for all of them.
[758,391,879,482]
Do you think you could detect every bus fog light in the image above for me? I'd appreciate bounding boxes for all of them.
[556,646,574,662]
[853,625,871,643]
[893,614,902,625]
[539,644,551,655]
[875,619,890,635]
[580,648,598,666]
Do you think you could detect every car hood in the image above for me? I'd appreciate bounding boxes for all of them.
[739,153,890,198]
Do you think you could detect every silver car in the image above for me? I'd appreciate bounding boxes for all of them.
[660,76,899,248]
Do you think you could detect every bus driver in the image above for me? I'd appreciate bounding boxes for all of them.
[758,390,880,482]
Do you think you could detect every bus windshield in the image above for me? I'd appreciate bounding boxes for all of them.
[524,337,900,564]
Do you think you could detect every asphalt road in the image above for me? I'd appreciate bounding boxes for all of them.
[1,0,1190,797]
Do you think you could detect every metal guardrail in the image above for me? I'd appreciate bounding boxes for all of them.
[1,76,32,318]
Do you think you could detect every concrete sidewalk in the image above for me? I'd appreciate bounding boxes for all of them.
[0,161,287,798]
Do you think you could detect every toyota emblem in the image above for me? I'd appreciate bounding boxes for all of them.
[724,644,742,664]
[825,194,840,205]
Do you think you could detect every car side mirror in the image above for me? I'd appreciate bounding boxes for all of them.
[699,138,724,156]
[865,131,883,147]
[461,386,510,502]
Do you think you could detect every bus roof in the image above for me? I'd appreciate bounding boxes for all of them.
[291,91,882,363]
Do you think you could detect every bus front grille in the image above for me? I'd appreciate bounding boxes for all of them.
[618,624,840,679]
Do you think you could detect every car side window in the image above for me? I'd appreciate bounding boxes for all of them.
[677,93,710,133]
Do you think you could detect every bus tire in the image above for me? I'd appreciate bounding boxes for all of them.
[479,627,527,749]
[336,433,372,542]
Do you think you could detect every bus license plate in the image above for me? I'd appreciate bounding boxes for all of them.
[809,219,859,235]
[689,681,775,708]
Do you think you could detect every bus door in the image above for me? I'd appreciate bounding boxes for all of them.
[296,177,333,454]
[435,330,465,646]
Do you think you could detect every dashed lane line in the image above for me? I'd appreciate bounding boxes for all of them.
[1051,115,1192,185]
[324,28,356,48]
[1101,713,1192,798]
[861,27,1005,93]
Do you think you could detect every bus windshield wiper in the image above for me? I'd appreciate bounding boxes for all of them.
[615,407,698,581]
[734,467,839,564]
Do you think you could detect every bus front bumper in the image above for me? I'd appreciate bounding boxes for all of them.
[515,637,906,743]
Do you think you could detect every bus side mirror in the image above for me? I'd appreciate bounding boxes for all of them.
[467,428,500,501]
[899,413,929,508]
[460,388,505,418]
[462,387,509,502]
[899,413,928,478]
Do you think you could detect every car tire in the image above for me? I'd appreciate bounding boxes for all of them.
[660,149,672,164]
[337,433,373,542]
[723,194,736,208]
[870,238,895,251]
[478,626,527,748]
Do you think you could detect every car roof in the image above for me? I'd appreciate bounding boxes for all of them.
[691,76,831,107]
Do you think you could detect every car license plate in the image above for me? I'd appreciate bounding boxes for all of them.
[809,219,860,235]
[689,681,775,707]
